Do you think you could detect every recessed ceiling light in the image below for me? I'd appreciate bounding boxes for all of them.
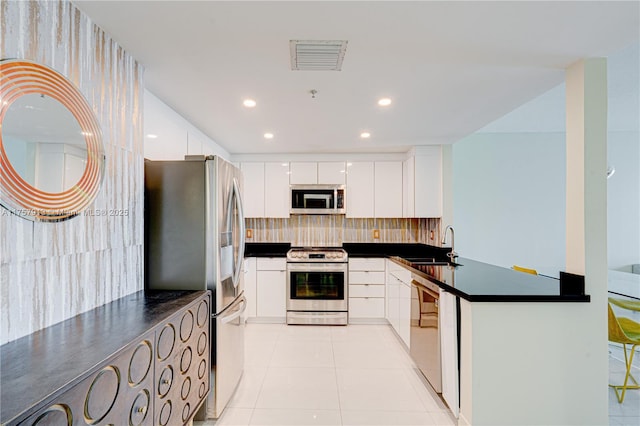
[243,99,257,108]
[146,134,158,139]
[360,132,371,139]
[264,133,274,139]
[378,98,392,106]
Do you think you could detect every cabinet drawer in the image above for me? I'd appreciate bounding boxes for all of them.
[349,258,385,271]
[349,271,385,285]
[257,258,287,271]
[349,284,385,298]
[349,297,385,318]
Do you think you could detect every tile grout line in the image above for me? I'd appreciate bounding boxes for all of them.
[330,327,345,426]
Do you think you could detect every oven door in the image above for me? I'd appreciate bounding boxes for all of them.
[287,262,348,312]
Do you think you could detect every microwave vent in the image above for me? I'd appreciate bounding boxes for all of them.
[289,40,348,71]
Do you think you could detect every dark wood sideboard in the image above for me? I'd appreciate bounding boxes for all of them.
[0,290,211,426]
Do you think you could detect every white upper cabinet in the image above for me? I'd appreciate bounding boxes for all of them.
[289,161,346,184]
[241,162,265,218]
[144,92,187,160]
[318,162,346,184]
[403,146,442,217]
[374,161,403,218]
[264,162,291,218]
[346,161,375,218]
[289,162,318,184]
[403,156,415,217]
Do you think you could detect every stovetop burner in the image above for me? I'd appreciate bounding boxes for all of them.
[286,247,348,262]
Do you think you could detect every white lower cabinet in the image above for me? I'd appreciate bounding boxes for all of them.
[256,258,287,319]
[440,291,459,418]
[348,258,386,321]
[398,277,411,347]
[386,259,412,348]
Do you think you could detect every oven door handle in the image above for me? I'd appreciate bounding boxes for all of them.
[287,263,347,272]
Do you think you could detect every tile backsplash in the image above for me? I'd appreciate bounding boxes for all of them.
[245,216,441,247]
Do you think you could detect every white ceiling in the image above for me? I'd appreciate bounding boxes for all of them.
[74,1,639,154]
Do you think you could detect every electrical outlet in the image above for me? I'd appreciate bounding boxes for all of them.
[373,229,380,239]
[246,229,253,239]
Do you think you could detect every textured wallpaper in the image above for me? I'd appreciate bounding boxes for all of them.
[0,0,144,344]
[245,217,442,247]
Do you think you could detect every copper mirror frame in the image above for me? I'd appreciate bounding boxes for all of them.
[0,59,105,222]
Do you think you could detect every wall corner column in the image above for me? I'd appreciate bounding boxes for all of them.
[565,57,608,424]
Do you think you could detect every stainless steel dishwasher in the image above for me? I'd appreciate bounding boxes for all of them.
[410,274,442,393]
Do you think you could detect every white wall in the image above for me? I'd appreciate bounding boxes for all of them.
[453,132,566,277]
[1,0,144,344]
[608,131,640,271]
[144,90,231,161]
[453,42,639,275]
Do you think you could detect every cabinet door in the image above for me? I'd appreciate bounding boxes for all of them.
[241,163,265,218]
[346,162,374,218]
[414,149,442,218]
[440,291,459,418]
[155,296,211,425]
[264,162,290,218]
[318,162,346,184]
[290,162,318,184]
[257,270,286,318]
[349,297,385,319]
[374,161,403,218]
[403,157,415,217]
[398,279,411,347]
[243,257,257,319]
[386,271,400,334]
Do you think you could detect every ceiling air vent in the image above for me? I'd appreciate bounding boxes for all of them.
[290,40,348,71]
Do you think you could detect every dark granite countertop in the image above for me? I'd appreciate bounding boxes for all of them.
[343,243,450,259]
[0,290,208,425]
[389,257,590,303]
[244,242,291,257]
[243,242,589,302]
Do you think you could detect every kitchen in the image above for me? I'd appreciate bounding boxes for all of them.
[1,1,639,426]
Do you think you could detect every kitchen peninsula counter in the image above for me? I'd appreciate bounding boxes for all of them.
[343,243,589,302]
[389,256,590,303]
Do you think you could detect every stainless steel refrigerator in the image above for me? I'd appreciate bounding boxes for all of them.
[144,155,246,419]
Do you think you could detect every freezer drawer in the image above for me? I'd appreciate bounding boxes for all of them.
[208,294,246,418]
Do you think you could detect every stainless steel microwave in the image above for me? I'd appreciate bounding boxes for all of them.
[290,184,346,214]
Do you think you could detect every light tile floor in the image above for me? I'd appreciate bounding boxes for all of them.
[608,345,640,426]
[197,324,455,426]
[196,324,640,426]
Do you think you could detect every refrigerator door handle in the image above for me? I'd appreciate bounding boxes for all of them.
[231,177,246,288]
[220,297,247,324]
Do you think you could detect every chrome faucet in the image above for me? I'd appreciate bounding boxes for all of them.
[441,225,458,261]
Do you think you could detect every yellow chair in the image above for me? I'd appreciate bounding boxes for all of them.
[608,297,640,403]
[512,265,538,275]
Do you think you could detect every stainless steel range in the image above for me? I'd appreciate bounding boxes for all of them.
[286,247,348,325]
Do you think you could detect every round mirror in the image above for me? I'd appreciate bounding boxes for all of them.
[0,59,105,222]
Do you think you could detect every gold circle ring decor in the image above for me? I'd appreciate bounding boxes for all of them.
[0,59,105,222]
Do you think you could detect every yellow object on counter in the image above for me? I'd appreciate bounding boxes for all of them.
[512,265,538,275]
